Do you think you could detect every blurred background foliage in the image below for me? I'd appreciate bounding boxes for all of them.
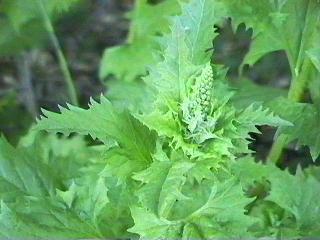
[0,0,131,142]
[0,0,314,168]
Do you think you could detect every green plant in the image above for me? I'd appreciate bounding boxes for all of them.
[0,0,320,239]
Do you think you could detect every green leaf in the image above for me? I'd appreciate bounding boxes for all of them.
[267,176,320,236]
[231,79,288,109]
[307,48,320,73]
[179,0,224,64]
[36,96,155,164]
[220,0,320,76]
[99,181,135,238]
[99,0,182,82]
[144,0,223,104]
[0,137,61,200]
[145,21,196,105]
[186,179,254,238]
[129,206,183,239]
[306,48,320,105]
[0,198,101,238]
[18,131,104,180]
[55,152,135,238]
[234,158,320,237]
[219,0,320,162]
[105,80,154,112]
[265,97,320,160]
[232,82,320,160]
[130,178,254,238]
[0,134,107,238]
[57,174,109,222]
[230,103,292,154]
[133,158,194,218]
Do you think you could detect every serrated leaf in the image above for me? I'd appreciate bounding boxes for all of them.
[0,198,101,238]
[234,158,320,237]
[36,96,155,164]
[18,131,104,180]
[57,174,109,222]
[129,206,182,239]
[133,158,194,218]
[0,134,107,238]
[130,178,254,238]
[179,0,224,64]
[0,137,61,200]
[186,179,254,238]
[144,0,223,105]
[145,21,196,105]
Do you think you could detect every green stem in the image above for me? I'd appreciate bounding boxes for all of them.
[37,0,79,106]
[267,59,312,164]
[267,134,288,165]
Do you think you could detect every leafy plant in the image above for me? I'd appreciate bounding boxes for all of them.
[0,0,320,239]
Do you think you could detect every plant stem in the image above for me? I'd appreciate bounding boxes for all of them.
[37,0,79,106]
[267,134,288,165]
[267,59,312,164]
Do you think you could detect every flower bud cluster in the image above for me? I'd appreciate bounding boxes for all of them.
[190,65,214,117]
[181,65,216,144]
